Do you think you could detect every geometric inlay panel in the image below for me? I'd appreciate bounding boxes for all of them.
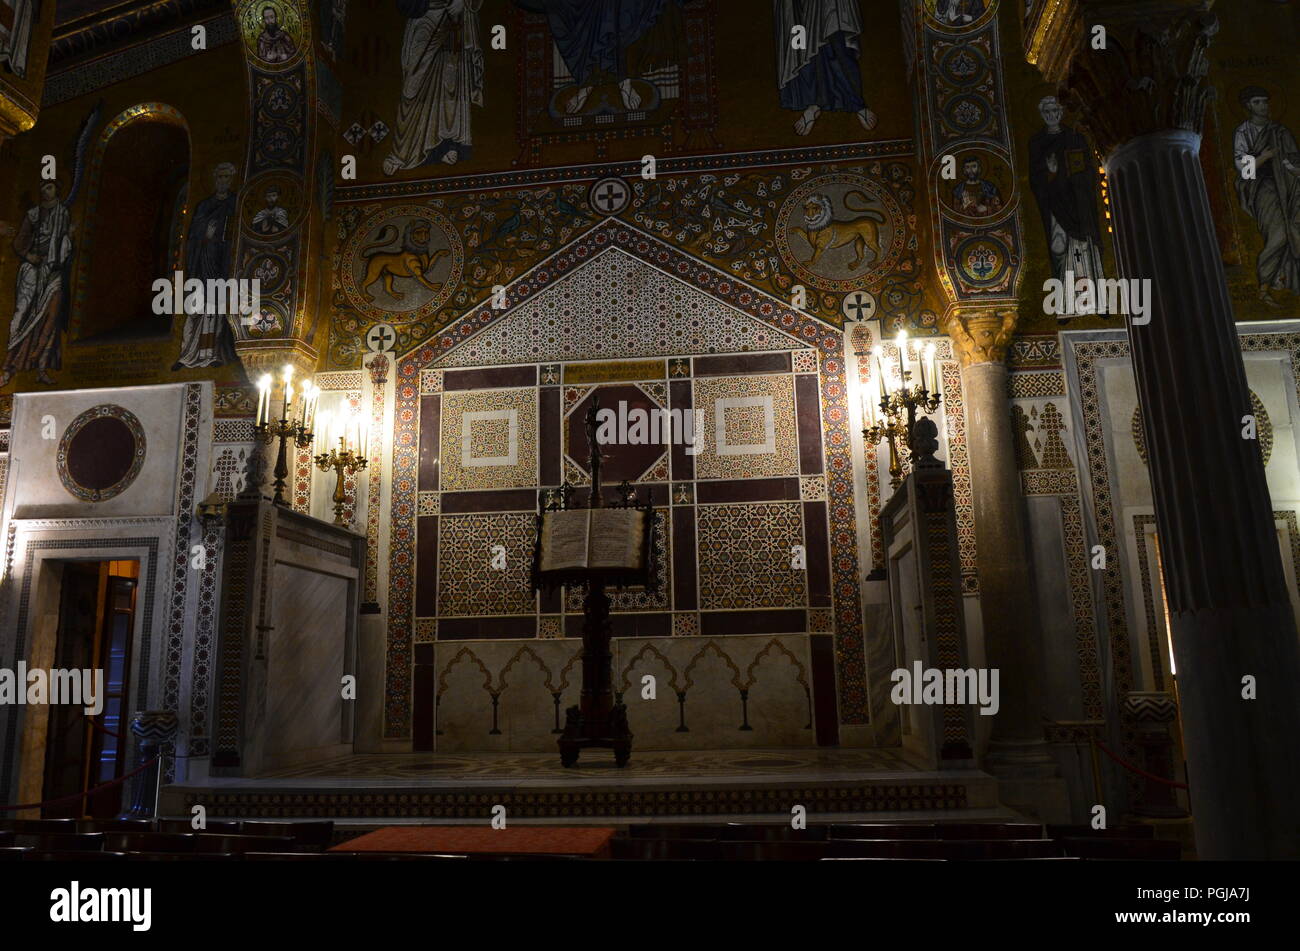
[697,502,806,608]
[437,513,537,616]
[440,389,537,490]
[693,375,798,480]
[431,248,807,368]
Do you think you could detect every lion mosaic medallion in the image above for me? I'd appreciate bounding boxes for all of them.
[340,205,463,322]
[776,173,906,292]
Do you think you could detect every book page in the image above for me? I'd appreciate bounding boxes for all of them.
[587,509,646,571]
[540,510,591,572]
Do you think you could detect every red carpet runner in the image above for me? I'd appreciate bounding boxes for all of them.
[331,826,616,858]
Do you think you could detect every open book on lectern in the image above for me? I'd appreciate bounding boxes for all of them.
[539,508,646,573]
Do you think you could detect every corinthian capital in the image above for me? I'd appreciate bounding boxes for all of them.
[941,307,1018,368]
[1029,0,1219,159]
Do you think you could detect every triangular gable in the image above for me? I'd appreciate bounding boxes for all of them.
[404,221,836,372]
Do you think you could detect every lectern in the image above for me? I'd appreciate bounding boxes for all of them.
[530,396,658,767]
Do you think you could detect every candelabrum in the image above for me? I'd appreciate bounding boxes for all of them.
[314,439,369,526]
[253,367,319,507]
[860,332,943,490]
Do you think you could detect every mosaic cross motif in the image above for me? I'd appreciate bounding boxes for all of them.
[841,290,877,321]
[366,323,396,353]
[589,177,630,215]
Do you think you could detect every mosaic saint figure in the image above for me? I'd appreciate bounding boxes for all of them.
[773,0,877,136]
[1028,96,1105,318]
[252,185,289,235]
[934,0,986,25]
[0,0,36,77]
[174,163,239,370]
[257,5,297,63]
[385,0,484,174]
[513,0,682,114]
[3,180,72,386]
[954,156,1003,216]
[1234,86,1300,307]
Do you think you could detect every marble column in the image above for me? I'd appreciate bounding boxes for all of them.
[946,308,1068,820]
[1042,3,1300,859]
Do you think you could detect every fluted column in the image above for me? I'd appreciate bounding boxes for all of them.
[1041,0,1300,859]
[945,308,1067,819]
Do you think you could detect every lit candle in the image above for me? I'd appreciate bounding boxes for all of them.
[256,374,271,426]
[924,343,936,395]
[917,340,928,393]
[315,410,331,450]
[860,388,872,427]
[895,330,908,386]
[930,345,942,401]
[304,384,319,431]
[872,346,886,399]
[281,365,294,420]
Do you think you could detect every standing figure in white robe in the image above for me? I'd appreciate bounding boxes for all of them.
[174,163,239,370]
[1234,86,1300,307]
[773,0,876,136]
[3,181,71,386]
[384,0,484,175]
[0,0,35,78]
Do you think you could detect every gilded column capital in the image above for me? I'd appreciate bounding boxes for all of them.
[941,307,1018,368]
[234,338,320,382]
[1029,0,1219,159]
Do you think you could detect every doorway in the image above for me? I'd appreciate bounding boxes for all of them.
[41,560,139,818]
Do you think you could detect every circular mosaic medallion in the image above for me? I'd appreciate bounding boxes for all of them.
[57,405,147,502]
[1133,391,1272,466]
[776,174,906,292]
[936,148,1017,226]
[922,0,997,31]
[588,177,631,216]
[341,205,462,323]
[951,233,1011,289]
[239,0,305,71]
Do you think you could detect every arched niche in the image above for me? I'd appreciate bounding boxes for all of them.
[71,103,192,344]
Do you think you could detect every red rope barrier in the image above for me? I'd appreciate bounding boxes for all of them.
[87,717,122,740]
[1095,740,1189,790]
[0,754,161,812]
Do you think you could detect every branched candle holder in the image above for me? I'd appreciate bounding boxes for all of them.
[860,331,943,489]
[314,438,369,526]
[254,366,319,507]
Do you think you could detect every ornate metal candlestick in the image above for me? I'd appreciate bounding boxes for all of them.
[253,367,318,507]
[314,437,369,526]
[860,332,943,489]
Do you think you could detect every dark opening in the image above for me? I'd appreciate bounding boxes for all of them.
[78,119,190,344]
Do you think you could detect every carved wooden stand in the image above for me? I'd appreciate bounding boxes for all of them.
[534,396,654,768]
[558,579,632,767]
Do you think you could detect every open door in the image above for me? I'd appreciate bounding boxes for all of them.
[41,561,138,818]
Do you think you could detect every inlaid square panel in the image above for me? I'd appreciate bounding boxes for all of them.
[697,501,807,609]
[437,512,537,616]
[439,388,537,490]
[693,374,799,479]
